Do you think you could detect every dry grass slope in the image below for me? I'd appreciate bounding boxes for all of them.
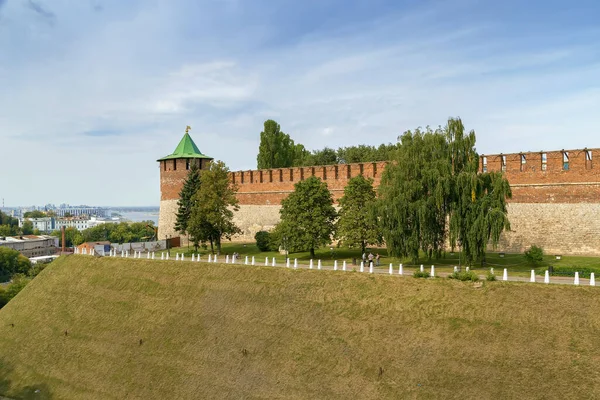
[1,256,600,399]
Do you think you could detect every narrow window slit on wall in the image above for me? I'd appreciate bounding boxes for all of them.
[501,155,507,172]
[359,164,364,175]
[586,150,593,169]
[269,170,273,183]
[289,169,294,181]
[563,151,569,171]
[173,159,177,171]
[347,165,351,179]
[322,167,327,180]
[334,165,339,179]
[311,167,315,177]
[241,172,244,184]
[300,168,304,180]
[250,171,254,183]
[373,163,377,177]
[279,169,283,182]
[163,161,166,171]
[520,154,526,172]
[186,159,190,170]
[259,171,263,183]
[541,153,547,171]
[482,156,487,173]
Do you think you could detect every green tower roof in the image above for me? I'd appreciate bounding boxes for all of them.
[157,131,213,161]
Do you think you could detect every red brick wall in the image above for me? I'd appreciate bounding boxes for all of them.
[232,162,388,205]
[159,158,210,201]
[160,147,600,206]
[480,148,600,203]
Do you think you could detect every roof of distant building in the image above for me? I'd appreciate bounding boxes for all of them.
[157,130,212,161]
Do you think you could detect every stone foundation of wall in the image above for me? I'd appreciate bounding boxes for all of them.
[158,199,178,240]
[230,205,282,242]
[493,203,600,255]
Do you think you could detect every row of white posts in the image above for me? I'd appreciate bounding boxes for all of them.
[83,250,598,286]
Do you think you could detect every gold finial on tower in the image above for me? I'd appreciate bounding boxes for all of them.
[185,125,191,134]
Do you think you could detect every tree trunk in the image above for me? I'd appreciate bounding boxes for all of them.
[310,247,315,259]
[210,240,214,254]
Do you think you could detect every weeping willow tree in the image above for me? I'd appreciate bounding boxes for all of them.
[377,118,511,265]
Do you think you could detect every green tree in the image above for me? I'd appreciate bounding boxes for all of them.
[377,118,511,264]
[23,210,46,218]
[524,245,544,266]
[303,147,338,166]
[257,120,298,169]
[277,176,337,258]
[0,247,31,280]
[336,175,381,254]
[254,231,271,252]
[21,220,34,235]
[188,161,241,253]
[174,164,202,236]
[0,274,31,309]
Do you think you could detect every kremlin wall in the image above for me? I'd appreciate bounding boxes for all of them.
[158,133,600,256]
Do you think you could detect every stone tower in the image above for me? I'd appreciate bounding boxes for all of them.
[157,128,213,240]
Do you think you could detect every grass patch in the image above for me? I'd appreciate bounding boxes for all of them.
[1,256,600,399]
[449,270,480,281]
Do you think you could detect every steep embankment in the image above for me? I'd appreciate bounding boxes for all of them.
[1,256,599,399]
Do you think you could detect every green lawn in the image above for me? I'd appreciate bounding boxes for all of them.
[1,256,600,399]
[161,242,600,278]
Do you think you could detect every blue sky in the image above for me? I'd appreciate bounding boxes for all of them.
[1,0,599,206]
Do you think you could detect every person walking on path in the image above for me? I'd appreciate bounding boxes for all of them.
[375,253,381,266]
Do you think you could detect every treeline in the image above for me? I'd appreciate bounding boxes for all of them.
[50,222,157,247]
[257,118,511,265]
[0,247,38,309]
[0,211,21,236]
[256,119,398,169]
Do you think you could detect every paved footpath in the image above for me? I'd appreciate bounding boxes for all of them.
[99,252,597,288]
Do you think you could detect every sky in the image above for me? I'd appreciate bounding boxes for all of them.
[1,0,599,206]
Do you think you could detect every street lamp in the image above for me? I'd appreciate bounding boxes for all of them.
[167,235,171,257]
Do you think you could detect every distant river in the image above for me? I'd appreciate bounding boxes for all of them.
[119,211,159,225]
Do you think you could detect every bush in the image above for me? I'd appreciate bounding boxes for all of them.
[0,274,31,309]
[524,245,544,266]
[486,272,497,281]
[254,231,271,252]
[549,266,600,279]
[413,270,430,278]
[449,270,480,281]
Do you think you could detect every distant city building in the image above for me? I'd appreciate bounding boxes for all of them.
[54,207,107,218]
[0,235,58,258]
[21,217,55,233]
[77,241,111,255]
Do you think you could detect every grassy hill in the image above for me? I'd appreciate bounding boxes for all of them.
[1,256,600,399]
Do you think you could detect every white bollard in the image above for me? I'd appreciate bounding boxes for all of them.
[126,251,129,258]
[191,254,195,262]
[574,272,580,285]
[294,259,298,269]
[176,253,179,261]
[182,254,185,261]
[121,250,124,257]
[466,267,470,272]
[251,256,255,265]
[530,270,535,283]
[334,260,338,271]
[360,261,364,273]
[166,253,169,260]
[389,263,393,275]
[420,264,424,273]
[343,261,347,271]
[197,255,201,262]
[399,264,403,275]
[503,268,508,281]
[317,260,322,270]
[309,259,313,269]
[272,258,276,267]
[147,252,150,259]
[286,258,290,268]
[591,272,596,286]
[431,265,435,277]
[245,256,249,265]
[208,254,212,262]
[490,267,494,275]
[152,252,155,260]
[233,255,236,264]
[369,262,373,274]
[454,266,458,273]
[161,253,164,260]
[226,255,230,264]
[214,255,218,263]
[265,257,269,266]
[544,270,550,284]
